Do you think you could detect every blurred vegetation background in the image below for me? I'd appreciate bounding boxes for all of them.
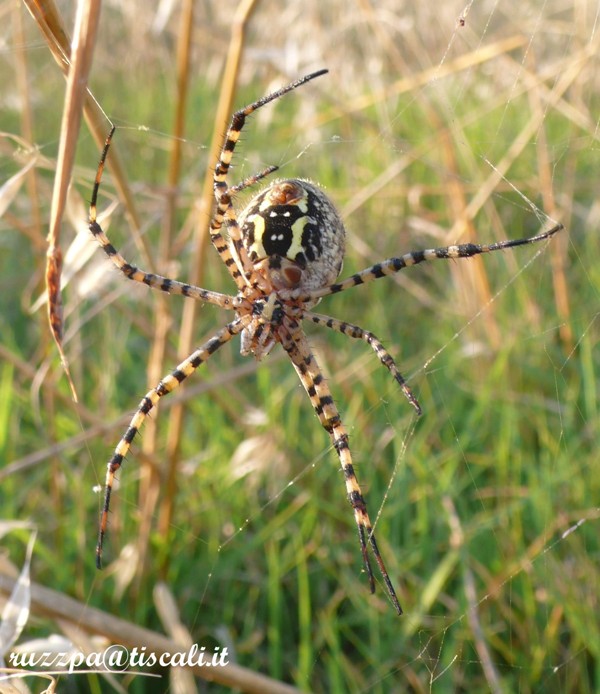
[0,0,598,692]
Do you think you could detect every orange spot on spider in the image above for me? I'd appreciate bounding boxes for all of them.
[283,265,302,286]
[267,181,304,206]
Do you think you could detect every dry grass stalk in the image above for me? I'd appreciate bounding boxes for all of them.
[22,0,148,261]
[45,0,101,399]
[0,572,302,694]
[156,0,260,577]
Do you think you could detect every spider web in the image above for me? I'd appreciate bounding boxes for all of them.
[135,3,599,690]
[1,0,598,692]
[173,3,596,691]
[96,2,595,690]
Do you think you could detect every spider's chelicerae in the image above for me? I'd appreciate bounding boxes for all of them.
[90,69,561,615]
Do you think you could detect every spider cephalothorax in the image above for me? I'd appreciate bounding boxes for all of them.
[90,69,561,615]
[237,293,288,359]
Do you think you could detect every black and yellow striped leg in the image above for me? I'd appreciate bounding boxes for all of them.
[282,323,403,614]
[95,316,248,568]
[229,166,279,195]
[89,128,235,309]
[293,224,563,304]
[305,311,422,415]
[211,70,328,289]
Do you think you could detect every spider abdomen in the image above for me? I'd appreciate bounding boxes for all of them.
[240,179,346,291]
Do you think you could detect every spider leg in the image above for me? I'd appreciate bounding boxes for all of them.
[96,316,248,569]
[229,165,279,195]
[305,311,422,415]
[211,70,328,289]
[282,322,403,615]
[290,223,563,303]
[89,127,235,309]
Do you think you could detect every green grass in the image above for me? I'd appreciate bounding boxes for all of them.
[1,1,598,692]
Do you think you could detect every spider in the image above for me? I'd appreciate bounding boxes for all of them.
[90,69,562,615]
